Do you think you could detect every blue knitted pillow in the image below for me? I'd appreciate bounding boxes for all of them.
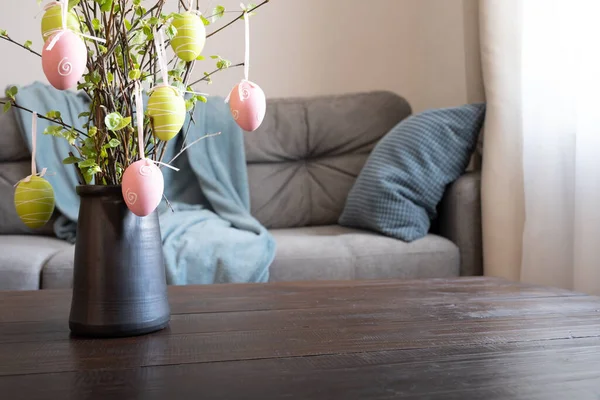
[339,103,486,242]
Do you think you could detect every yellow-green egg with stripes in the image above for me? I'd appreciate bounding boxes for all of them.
[41,4,81,41]
[148,86,186,142]
[170,12,206,62]
[14,176,55,229]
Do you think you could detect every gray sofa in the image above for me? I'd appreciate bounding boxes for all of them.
[0,91,482,291]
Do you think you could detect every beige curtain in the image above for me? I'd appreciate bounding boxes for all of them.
[480,0,600,294]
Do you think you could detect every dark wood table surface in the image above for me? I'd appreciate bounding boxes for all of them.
[1,277,600,399]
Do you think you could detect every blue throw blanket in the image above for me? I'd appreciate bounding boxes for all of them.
[14,81,275,284]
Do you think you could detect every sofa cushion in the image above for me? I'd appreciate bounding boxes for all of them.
[339,104,486,242]
[0,104,30,162]
[0,160,57,235]
[245,91,411,229]
[0,235,72,290]
[269,225,459,282]
[42,246,75,289]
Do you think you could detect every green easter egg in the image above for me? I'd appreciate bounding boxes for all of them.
[171,12,206,62]
[14,176,55,229]
[147,86,186,142]
[41,4,81,41]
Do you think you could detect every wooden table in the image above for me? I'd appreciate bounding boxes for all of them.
[1,277,600,399]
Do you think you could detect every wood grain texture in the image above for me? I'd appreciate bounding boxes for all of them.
[1,277,600,399]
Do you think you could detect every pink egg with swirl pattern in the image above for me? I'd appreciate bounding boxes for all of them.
[121,159,164,217]
[228,80,266,132]
[42,30,87,91]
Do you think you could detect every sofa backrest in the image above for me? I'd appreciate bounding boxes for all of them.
[245,91,411,229]
[0,91,411,233]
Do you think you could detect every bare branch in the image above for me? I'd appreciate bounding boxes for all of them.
[206,0,270,39]
[0,35,41,57]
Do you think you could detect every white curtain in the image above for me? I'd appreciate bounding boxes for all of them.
[480,0,600,294]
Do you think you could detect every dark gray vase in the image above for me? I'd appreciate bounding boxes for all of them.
[69,185,170,337]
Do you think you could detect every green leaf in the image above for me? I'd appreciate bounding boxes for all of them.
[107,72,114,83]
[197,95,208,103]
[5,85,18,101]
[148,17,160,26]
[90,70,101,84]
[166,25,178,40]
[142,25,152,38]
[106,138,121,148]
[241,3,257,18]
[43,125,63,137]
[67,130,77,145]
[3,102,11,113]
[23,40,32,50]
[124,19,132,31]
[100,0,113,12]
[129,69,142,80]
[104,112,123,131]
[116,116,132,131]
[195,55,205,61]
[82,165,100,184]
[78,112,90,119]
[68,0,81,9]
[0,29,7,37]
[185,99,195,112]
[92,18,101,31]
[216,57,231,69]
[88,126,98,137]
[212,5,225,22]
[210,55,219,59]
[79,159,97,168]
[62,156,82,165]
[200,15,210,26]
[46,110,61,120]
[133,0,141,6]
[77,82,93,91]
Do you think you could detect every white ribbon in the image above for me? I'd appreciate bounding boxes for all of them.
[183,90,209,96]
[15,112,48,186]
[134,81,180,171]
[153,27,170,87]
[224,9,253,104]
[45,0,106,51]
[244,8,250,81]
[135,82,146,159]
[61,0,68,31]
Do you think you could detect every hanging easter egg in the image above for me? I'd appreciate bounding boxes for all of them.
[14,176,55,229]
[228,81,266,132]
[40,3,80,41]
[170,12,206,62]
[147,86,186,141]
[42,30,87,91]
[122,159,164,217]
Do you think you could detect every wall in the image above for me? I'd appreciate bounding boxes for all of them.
[0,0,483,113]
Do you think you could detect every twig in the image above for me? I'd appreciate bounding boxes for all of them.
[69,152,86,185]
[188,62,244,86]
[0,101,88,137]
[0,35,41,57]
[163,193,175,213]
[206,0,270,39]
[167,132,222,165]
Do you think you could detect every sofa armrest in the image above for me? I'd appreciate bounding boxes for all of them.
[435,171,482,276]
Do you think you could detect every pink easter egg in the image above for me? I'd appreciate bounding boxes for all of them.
[42,30,87,91]
[121,159,164,217]
[228,80,266,132]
